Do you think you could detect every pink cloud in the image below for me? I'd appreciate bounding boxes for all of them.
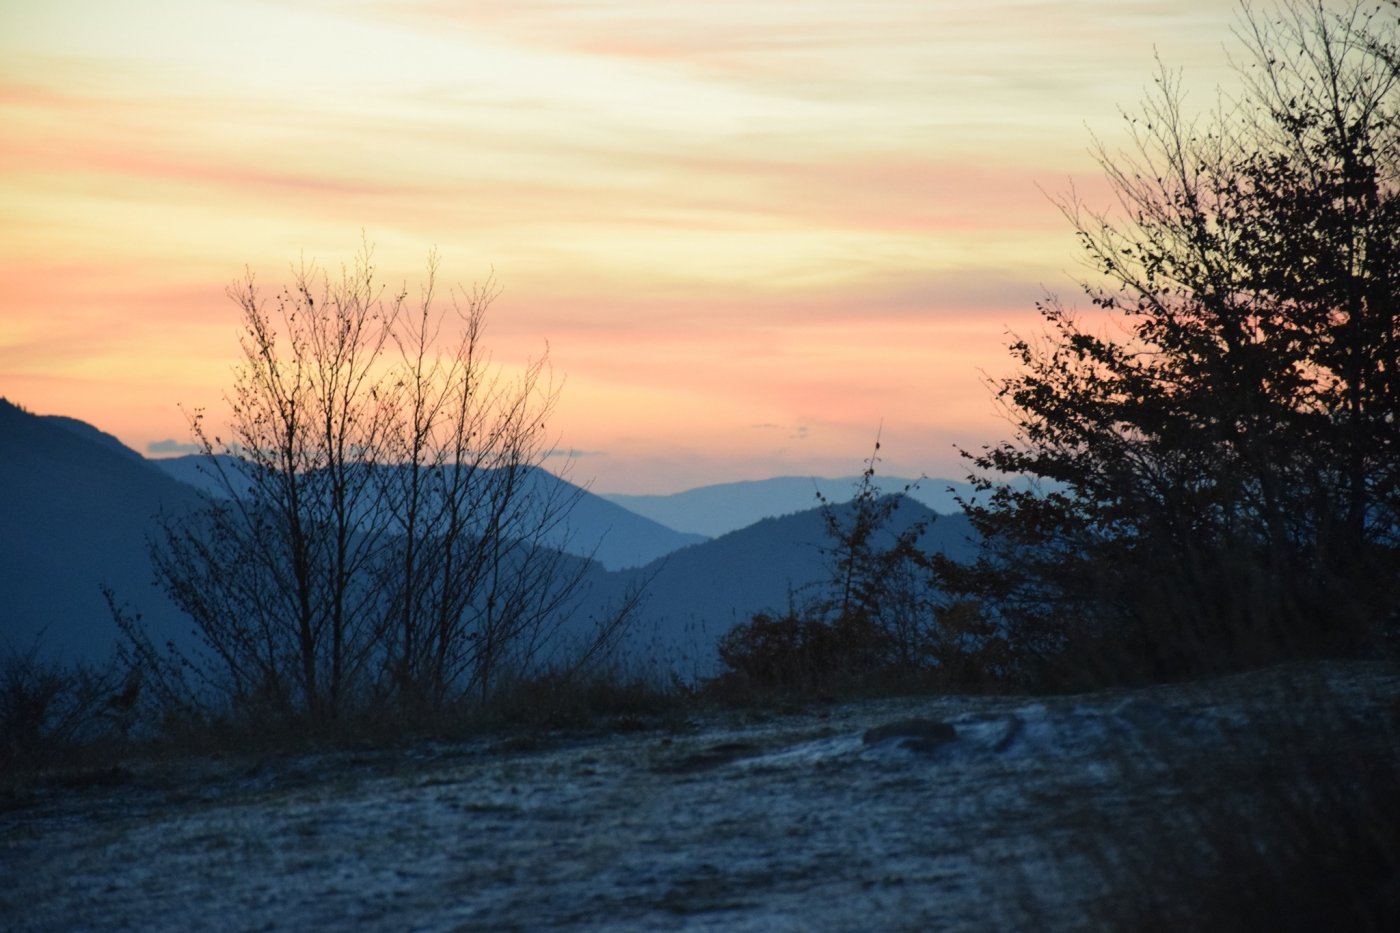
[0,0,1237,493]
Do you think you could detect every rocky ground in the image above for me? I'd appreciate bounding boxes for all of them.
[3,661,1397,931]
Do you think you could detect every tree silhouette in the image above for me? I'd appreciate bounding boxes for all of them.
[936,0,1400,682]
[133,244,616,723]
[715,444,1011,693]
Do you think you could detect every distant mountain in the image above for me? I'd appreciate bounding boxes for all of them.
[0,399,203,663]
[3,400,983,675]
[146,453,240,497]
[41,414,150,465]
[539,470,710,570]
[594,496,980,677]
[603,475,981,538]
[150,455,706,572]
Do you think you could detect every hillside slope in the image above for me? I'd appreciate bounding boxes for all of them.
[151,455,706,571]
[0,399,203,661]
[597,497,979,675]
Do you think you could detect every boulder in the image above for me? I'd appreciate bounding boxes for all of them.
[862,718,958,753]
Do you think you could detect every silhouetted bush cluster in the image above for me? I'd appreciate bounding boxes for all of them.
[712,455,1017,696]
[719,2,1400,698]
[0,640,133,774]
[715,610,890,694]
[714,601,1018,697]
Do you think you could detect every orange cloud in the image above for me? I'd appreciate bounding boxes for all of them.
[0,0,1247,492]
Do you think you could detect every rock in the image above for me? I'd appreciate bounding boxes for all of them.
[992,715,1025,753]
[655,741,764,774]
[862,719,958,753]
[1111,696,1174,730]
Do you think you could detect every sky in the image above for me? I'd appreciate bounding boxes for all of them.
[0,0,1242,493]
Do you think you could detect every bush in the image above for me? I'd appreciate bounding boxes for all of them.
[715,610,894,695]
[712,442,1032,697]
[1,639,129,773]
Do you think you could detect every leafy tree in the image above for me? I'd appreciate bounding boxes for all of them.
[129,244,618,723]
[936,0,1400,682]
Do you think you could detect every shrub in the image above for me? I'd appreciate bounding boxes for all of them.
[1,639,129,773]
[715,610,894,695]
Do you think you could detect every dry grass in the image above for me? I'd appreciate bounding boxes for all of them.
[1081,665,1400,931]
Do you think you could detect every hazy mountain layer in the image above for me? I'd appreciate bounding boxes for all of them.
[3,401,975,675]
[0,399,202,662]
[603,475,980,538]
[150,455,707,572]
[596,498,979,677]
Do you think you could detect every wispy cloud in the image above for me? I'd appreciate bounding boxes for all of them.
[147,439,203,456]
[0,0,1245,490]
[543,447,607,459]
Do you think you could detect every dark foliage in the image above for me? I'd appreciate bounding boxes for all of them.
[714,448,1012,695]
[935,0,1400,685]
[1,637,129,773]
[716,609,892,694]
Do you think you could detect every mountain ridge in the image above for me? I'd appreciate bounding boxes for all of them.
[148,454,707,571]
[603,474,980,538]
[2,400,981,675]
[0,398,203,661]
[593,497,979,676]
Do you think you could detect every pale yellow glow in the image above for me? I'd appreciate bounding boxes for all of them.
[0,0,1241,492]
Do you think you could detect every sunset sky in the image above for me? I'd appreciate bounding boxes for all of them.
[1,0,1241,493]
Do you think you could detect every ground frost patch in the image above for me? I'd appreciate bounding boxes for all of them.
[3,662,1395,931]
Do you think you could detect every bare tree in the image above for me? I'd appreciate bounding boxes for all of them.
[140,243,622,724]
[374,256,592,710]
[149,246,395,719]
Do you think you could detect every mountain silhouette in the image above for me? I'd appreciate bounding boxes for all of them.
[596,496,979,677]
[0,399,203,662]
[150,455,706,571]
[603,475,982,538]
[2,400,981,676]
